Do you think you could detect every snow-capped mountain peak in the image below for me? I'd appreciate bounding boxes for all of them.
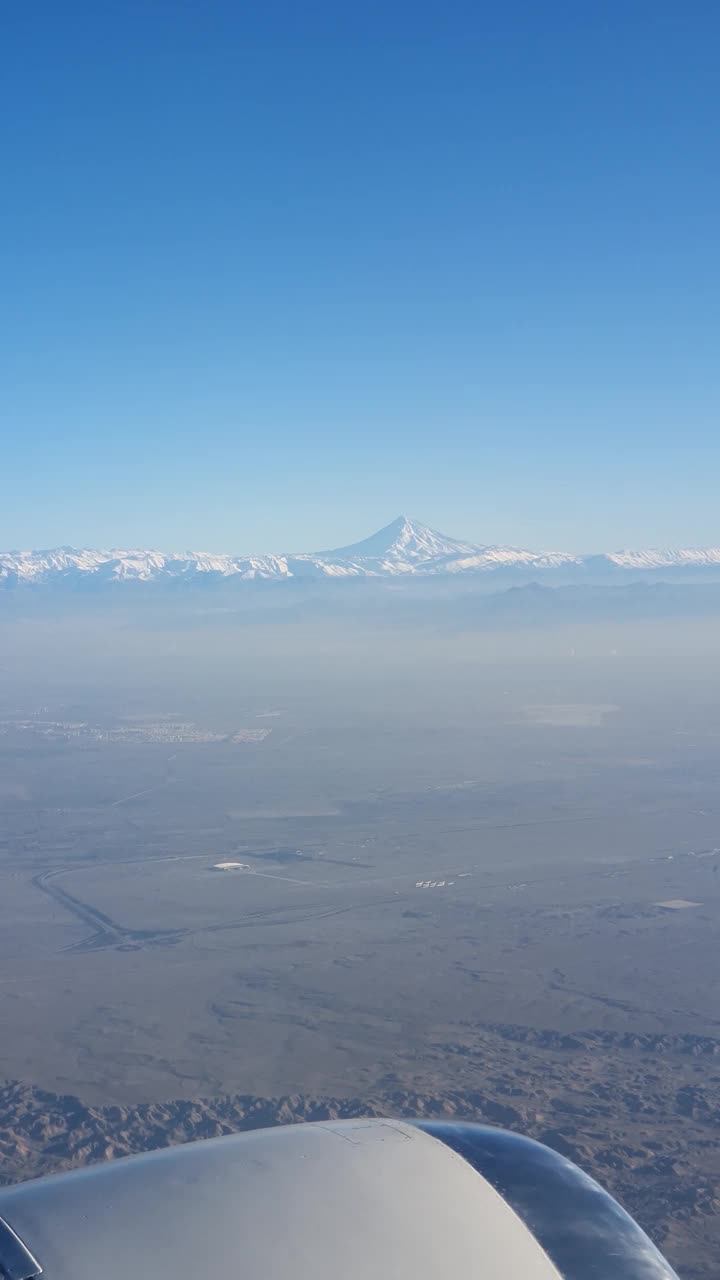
[316,515,483,569]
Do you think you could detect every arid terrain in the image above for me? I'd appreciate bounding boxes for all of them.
[2,619,720,1277]
[2,1017,720,1280]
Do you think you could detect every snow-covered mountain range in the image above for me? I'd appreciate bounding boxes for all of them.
[3,516,720,586]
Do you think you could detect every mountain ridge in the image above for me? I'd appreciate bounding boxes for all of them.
[3,516,720,586]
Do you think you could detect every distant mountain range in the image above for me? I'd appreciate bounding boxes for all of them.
[3,516,720,586]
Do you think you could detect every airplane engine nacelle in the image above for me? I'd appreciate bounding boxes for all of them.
[0,1119,679,1280]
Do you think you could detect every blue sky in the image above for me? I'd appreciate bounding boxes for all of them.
[2,1,718,553]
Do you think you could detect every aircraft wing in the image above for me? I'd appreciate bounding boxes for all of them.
[0,1119,679,1279]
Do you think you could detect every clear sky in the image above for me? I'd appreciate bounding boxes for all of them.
[2,1,718,553]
